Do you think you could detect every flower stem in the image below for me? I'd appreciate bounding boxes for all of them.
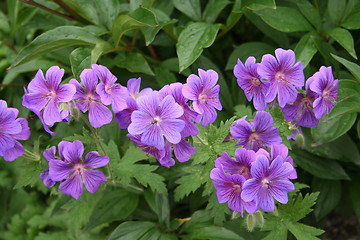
[23,149,40,161]
[195,135,208,146]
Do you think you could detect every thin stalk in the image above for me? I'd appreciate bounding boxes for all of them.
[19,0,75,21]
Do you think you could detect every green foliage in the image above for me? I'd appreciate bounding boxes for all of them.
[262,185,324,240]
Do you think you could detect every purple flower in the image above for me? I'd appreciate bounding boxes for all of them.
[230,111,282,151]
[40,146,57,187]
[234,57,270,110]
[182,69,222,127]
[160,83,199,137]
[70,69,112,128]
[93,64,128,113]
[210,166,257,215]
[269,144,297,179]
[258,49,304,108]
[22,66,76,126]
[215,148,255,179]
[309,66,338,119]
[48,140,109,199]
[281,78,319,127]
[241,154,294,212]
[0,100,31,161]
[128,91,185,150]
[173,139,196,162]
[115,78,151,129]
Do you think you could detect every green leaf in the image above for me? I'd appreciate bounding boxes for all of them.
[174,165,206,201]
[206,192,231,225]
[292,148,350,180]
[176,22,220,72]
[268,107,292,149]
[141,8,177,45]
[108,221,157,240]
[234,104,254,119]
[112,7,157,47]
[331,54,360,81]
[91,41,112,64]
[203,0,231,23]
[14,160,45,189]
[114,51,154,75]
[328,0,346,24]
[306,134,360,166]
[69,48,91,80]
[295,32,318,68]
[312,178,341,220]
[357,119,360,139]
[94,0,121,30]
[255,7,313,32]
[348,174,360,221]
[144,190,170,228]
[226,42,275,70]
[11,26,101,68]
[154,66,177,86]
[296,0,322,30]
[311,112,357,143]
[61,0,99,24]
[186,226,244,240]
[242,0,276,10]
[85,190,139,230]
[342,5,360,29]
[328,28,357,59]
[112,145,167,194]
[262,192,324,240]
[173,0,201,21]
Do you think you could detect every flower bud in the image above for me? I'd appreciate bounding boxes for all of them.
[246,214,256,232]
[255,210,265,228]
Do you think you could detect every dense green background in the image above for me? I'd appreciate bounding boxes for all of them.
[1,0,360,239]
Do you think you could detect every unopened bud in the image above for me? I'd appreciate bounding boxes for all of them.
[231,211,241,219]
[255,210,265,228]
[246,214,256,232]
[295,132,305,149]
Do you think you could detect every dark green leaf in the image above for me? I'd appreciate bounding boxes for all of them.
[312,178,341,220]
[173,0,201,21]
[61,0,99,24]
[94,0,121,30]
[292,148,350,180]
[108,221,157,240]
[328,28,357,59]
[348,174,360,221]
[154,66,177,86]
[342,5,360,29]
[311,112,357,143]
[144,191,170,227]
[255,7,313,32]
[331,54,360,81]
[112,7,157,47]
[176,22,220,72]
[91,41,112,64]
[11,26,101,68]
[296,1,322,30]
[226,42,275,70]
[174,166,205,201]
[328,0,346,24]
[295,32,318,68]
[203,0,231,23]
[307,134,360,166]
[186,225,244,240]
[114,51,154,75]
[69,48,91,80]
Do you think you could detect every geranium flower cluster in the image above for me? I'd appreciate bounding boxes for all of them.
[234,48,338,128]
[22,65,222,168]
[211,110,297,215]
[40,140,109,199]
[0,100,30,161]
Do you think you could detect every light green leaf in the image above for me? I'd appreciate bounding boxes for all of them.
[112,7,158,47]
[114,51,154,75]
[328,28,357,59]
[11,26,101,68]
[173,0,201,21]
[332,54,360,81]
[176,22,220,72]
[311,112,357,143]
[91,41,112,64]
[292,148,350,180]
[295,32,318,68]
[174,166,206,201]
[242,0,276,10]
[203,0,231,23]
[226,42,275,70]
[255,7,313,32]
[312,178,341,220]
[69,47,91,80]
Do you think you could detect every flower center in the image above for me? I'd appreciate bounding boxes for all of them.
[251,78,261,86]
[261,178,270,187]
[238,166,251,179]
[46,90,56,98]
[232,184,241,193]
[105,85,112,94]
[275,72,286,82]
[74,164,84,175]
[198,93,207,102]
[152,116,161,125]
[85,94,94,103]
